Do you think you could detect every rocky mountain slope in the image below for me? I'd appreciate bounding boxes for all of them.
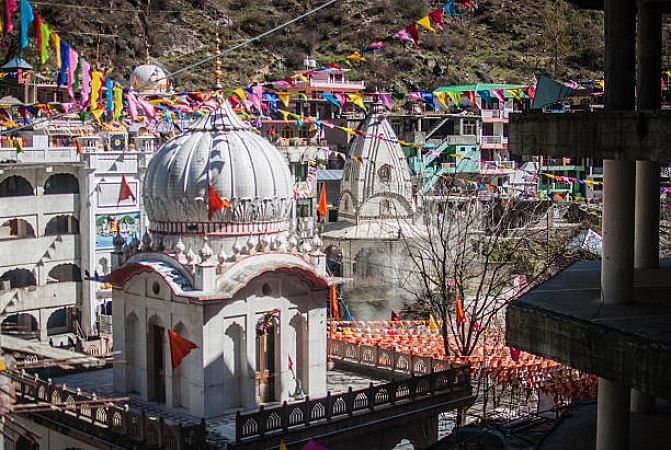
[18,0,605,91]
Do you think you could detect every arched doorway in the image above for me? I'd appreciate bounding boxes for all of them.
[0,218,35,241]
[46,308,68,335]
[47,263,81,282]
[224,322,244,407]
[0,175,33,197]
[255,318,276,403]
[147,315,166,403]
[2,313,38,338]
[1,268,36,289]
[44,173,79,194]
[45,215,79,236]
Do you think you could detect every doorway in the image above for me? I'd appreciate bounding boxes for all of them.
[147,323,165,403]
[255,324,275,403]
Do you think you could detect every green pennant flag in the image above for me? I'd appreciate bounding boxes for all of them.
[15,141,22,155]
[73,56,82,93]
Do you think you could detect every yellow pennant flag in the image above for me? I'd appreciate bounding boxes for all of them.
[417,16,435,33]
[428,313,438,333]
[507,89,521,101]
[346,52,366,62]
[347,93,366,111]
[90,71,103,117]
[278,110,290,122]
[339,126,357,136]
[447,91,461,107]
[113,84,123,121]
[51,32,61,69]
[40,23,51,66]
[277,92,291,108]
[596,79,605,90]
[433,91,449,109]
[233,88,246,102]
[279,439,288,450]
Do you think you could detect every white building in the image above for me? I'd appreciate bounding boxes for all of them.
[0,119,158,347]
[109,102,332,417]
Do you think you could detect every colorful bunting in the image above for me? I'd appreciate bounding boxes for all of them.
[416,15,435,33]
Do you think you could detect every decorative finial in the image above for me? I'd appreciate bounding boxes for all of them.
[214,28,222,89]
[113,230,125,251]
[217,246,228,265]
[311,232,322,251]
[186,247,197,265]
[232,239,242,258]
[200,236,213,263]
[246,235,257,254]
[174,237,186,254]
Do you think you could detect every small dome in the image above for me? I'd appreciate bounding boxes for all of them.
[143,101,294,240]
[130,64,171,94]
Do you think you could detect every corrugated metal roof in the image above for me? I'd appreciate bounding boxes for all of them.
[317,169,343,181]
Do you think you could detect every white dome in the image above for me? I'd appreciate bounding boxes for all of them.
[130,64,170,93]
[144,101,294,241]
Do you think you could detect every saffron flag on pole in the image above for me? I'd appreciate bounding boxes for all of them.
[168,329,198,369]
[455,294,467,323]
[329,284,340,319]
[118,175,136,204]
[208,182,230,220]
[317,182,327,219]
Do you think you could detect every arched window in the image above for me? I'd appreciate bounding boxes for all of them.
[1,313,38,337]
[47,263,81,283]
[44,173,79,195]
[0,218,35,240]
[45,215,79,235]
[0,175,33,197]
[46,308,68,335]
[1,268,36,289]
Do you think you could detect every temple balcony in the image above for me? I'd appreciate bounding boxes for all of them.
[506,260,671,400]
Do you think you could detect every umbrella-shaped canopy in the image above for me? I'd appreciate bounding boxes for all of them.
[1,56,33,71]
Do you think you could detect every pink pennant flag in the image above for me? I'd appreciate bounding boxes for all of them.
[367,41,384,48]
[407,92,422,102]
[137,96,156,121]
[429,8,444,31]
[126,91,138,121]
[492,89,505,103]
[80,59,92,105]
[251,83,264,99]
[334,93,348,110]
[394,28,414,45]
[4,0,18,35]
[67,48,78,99]
[377,92,393,110]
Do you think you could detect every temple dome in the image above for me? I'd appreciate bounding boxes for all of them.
[130,64,171,93]
[143,101,294,242]
[338,106,413,222]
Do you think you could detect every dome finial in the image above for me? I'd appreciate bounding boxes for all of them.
[200,236,214,263]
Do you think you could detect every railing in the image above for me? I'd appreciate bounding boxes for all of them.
[9,370,207,450]
[480,109,513,120]
[0,146,92,163]
[480,136,509,146]
[479,160,516,173]
[236,340,470,442]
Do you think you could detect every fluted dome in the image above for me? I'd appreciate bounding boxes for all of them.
[339,105,413,222]
[130,64,171,94]
[144,101,294,241]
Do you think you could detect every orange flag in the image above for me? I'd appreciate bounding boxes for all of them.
[455,294,467,323]
[329,284,340,319]
[316,182,327,219]
[168,329,198,369]
[208,182,230,220]
[117,175,136,203]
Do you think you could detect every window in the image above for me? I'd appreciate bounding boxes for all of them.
[462,119,476,136]
[481,123,494,136]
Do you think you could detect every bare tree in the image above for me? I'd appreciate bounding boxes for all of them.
[398,192,578,359]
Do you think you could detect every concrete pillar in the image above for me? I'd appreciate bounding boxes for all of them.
[598,0,636,448]
[597,378,631,450]
[632,0,662,414]
[78,166,96,338]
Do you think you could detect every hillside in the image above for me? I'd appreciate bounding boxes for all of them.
[15,0,605,91]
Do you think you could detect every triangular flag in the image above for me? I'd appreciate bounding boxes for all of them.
[465,91,477,108]
[417,15,435,33]
[406,23,420,46]
[429,8,444,31]
[447,91,461,107]
[330,285,340,320]
[455,294,467,323]
[168,329,198,369]
[394,28,414,45]
[74,139,82,154]
[391,310,400,321]
[377,92,393,110]
[317,182,327,219]
[346,93,366,111]
[288,354,294,371]
[280,440,288,450]
[14,140,22,155]
[433,91,449,109]
[118,175,136,204]
[208,182,231,220]
[428,313,438,332]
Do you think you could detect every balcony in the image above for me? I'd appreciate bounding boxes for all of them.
[479,160,516,174]
[0,145,91,164]
[481,109,511,123]
[0,234,78,267]
[507,260,671,399]
[291,79,366,92]
[480,135,509,149]
[0,194,79,218]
